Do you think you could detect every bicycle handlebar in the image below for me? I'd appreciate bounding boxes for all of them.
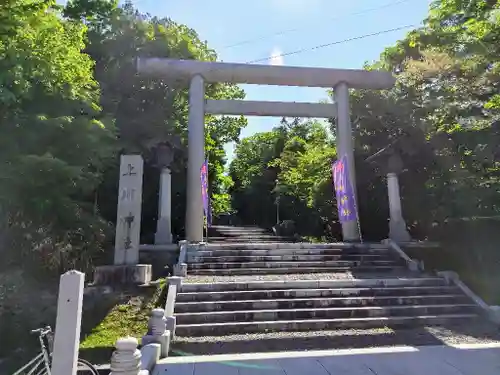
[30,326,52,336]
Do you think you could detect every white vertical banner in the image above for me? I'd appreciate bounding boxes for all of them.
[114,154,144,265]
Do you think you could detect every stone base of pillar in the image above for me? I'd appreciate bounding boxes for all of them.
[155,217,173,244]
[93,264,152,285]
[389,218,411,243]
[142,332,170,358]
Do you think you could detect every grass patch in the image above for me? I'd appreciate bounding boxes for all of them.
[79,280,166,364]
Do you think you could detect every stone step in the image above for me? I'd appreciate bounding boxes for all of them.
[187,254,394,263]
[186,265,406,275]
[209,226,269,232]
[207,235,287,239]
[207,238,292,243]
[175,294,470,312]
[179,277,448,293]
[176,285,459,302]
[171,319,495,354]
[204,242,389,250]
[191,248,391,257]
[175,313,478,336]
[188,260,398,270]
[175,304,477,324]
[208,231,271,235]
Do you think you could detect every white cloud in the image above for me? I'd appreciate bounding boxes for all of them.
[269,47,284,66]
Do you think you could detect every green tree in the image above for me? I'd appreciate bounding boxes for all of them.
[0,0,115,272]
[229,119,337,237]
[273,122,338,238]
[63,0,247,238]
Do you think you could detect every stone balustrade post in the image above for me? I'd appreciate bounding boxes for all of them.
[142,308,170,358]
[110,337,144,375]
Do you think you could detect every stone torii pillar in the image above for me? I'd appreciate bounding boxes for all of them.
[186,75,205,242]
[334,82,359,241]
[136,58,396,242]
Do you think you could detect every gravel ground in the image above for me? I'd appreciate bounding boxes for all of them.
[182,271,420,284]
[171,321,500,355]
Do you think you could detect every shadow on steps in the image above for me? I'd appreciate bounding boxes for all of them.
[170,321,500,356]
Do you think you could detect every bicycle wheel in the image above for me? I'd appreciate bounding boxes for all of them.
[76,358,99,375]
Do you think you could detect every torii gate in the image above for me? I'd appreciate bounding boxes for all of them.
[136,58,395,243]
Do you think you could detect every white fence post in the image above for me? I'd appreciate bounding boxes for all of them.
[51,270,85,375]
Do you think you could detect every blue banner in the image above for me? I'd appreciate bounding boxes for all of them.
[332,156,357,223]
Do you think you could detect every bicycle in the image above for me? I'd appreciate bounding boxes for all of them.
[12,326,99,375]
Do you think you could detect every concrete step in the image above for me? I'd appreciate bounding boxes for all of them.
[186,265,407,275]
[204,242,389,250]
[187,254,394,263]
[176,304,477,324]
[188,260,398,270]
[175,313,478,336]
[190,248,392,258]
[175,294,470,312]
[179,277,448,293]
[176,285,460,302]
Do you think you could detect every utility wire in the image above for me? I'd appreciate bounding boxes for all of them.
[222,0,417,49]
[244,24,420,64]
[185,23,422,87]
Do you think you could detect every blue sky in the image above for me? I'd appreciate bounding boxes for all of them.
[133,0,431,162]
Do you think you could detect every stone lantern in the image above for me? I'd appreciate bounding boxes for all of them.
[154,142,175,244]
[366,139,411,242]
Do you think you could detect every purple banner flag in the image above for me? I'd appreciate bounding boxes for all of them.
[332,156,357,223]
[200,159,211,227]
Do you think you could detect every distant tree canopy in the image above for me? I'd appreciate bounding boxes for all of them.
[229,119,337,239]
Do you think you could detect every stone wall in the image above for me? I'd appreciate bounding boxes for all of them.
[139,250,177,278]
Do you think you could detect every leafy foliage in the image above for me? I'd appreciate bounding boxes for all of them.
[229,119,338,238]
[0,0,115,272]
[0,0,247,271]
[77,2,247,238]
[230,0,500,245]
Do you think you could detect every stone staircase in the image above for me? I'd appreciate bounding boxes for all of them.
[186,242,406,276]
[205,225,291,244]
[171,226,486,353]
[175,277,477,336]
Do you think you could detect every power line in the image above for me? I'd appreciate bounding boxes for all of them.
[197,23,421,85]
[222,0,417,49]
[129,0,420,65]
[245,24,420,64]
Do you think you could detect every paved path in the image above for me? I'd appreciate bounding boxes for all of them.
[153,343,500,375]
